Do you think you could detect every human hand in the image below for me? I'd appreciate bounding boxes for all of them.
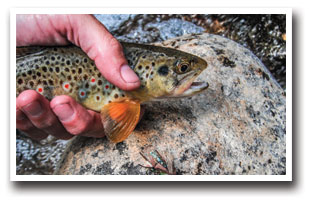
[16,14,141,141]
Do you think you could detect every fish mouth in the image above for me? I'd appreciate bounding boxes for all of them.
[171,72,209,97]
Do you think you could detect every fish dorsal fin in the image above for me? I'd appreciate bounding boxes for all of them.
[101,100,141,143]
[16,47,47,58]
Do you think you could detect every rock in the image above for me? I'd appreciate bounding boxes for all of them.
[55,33,286,175]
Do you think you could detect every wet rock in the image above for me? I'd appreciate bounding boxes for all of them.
[55,33,286,175]
[16,130,68,175]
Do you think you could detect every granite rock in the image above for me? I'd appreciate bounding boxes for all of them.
[55,33,286,175]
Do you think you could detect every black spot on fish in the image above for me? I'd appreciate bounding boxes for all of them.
[51,56,55,61]
[84,58,88,63]
[49,68,53,72]
[85,82,89,89]
[75,59,80,64]
[74,76,77,81]
[67,75,72,81]
[66,60,71,65]
[138,65,142,70]
[43,80,47,85]
[71,69,76,74]
[17,78,23,84]
[55,67,60,73]
[42,66,47,72]
[65,68,70,72]
[98,80,102,85]
[27,70,32,75]
[151,62,155,67]
[32,75,37,79]
[146,73,149,78]
[83,74,88,80]
[114,94,119,99]
[78,68,82,74]
[36,72,41,77]
[158,65,169,76]
[48,80,54,85]
[57,56,61,60]
[190,57,198,64]
[29,81,34,88]
[146,66,150,70]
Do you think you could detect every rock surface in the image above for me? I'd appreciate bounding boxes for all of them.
[55,33,286,175]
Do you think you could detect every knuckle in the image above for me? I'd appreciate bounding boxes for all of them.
[35,116,56,130]
[70,122,89,135]
[108,37,122,51]
[68,115,93,135]
[17,121,34,131]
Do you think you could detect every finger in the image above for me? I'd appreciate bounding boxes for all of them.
[50,95,105,138]
[16,107,48,141]
[66,15,141,91]
[16,90,73,140]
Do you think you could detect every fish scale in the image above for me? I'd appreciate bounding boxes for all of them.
[16,42,209,142]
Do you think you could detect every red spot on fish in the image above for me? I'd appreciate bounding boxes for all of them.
[65,84,69,89]
[38,88,43,93]
[81,91,85,96]
[105,85,109,89]
[91,78,96,83]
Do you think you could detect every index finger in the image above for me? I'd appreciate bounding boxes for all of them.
[65,15,141,91]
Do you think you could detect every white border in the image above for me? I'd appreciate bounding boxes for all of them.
[10,8,292,181]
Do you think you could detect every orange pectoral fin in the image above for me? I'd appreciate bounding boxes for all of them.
[100,100,141,143]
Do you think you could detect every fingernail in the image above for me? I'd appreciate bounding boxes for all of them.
[53,103,74,122]
[22,101,43,117]
[120,64,140,83]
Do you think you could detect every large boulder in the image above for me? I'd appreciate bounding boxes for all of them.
[55,33,286,175]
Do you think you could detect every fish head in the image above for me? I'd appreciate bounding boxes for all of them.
[148,51,209,99]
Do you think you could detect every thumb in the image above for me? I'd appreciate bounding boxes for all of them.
[66,15,140,91]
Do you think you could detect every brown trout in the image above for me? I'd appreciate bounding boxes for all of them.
[16,43,208,142]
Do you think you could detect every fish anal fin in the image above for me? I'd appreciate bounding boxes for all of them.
[101,100,140,143]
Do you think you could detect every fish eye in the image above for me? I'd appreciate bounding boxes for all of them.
[177,63,190,73]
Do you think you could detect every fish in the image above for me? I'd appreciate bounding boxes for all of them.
[16,42,209,143]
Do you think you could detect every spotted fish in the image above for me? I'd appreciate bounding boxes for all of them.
[16,42,209,142]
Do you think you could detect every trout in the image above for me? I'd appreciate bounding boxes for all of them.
[16,43,209,142]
